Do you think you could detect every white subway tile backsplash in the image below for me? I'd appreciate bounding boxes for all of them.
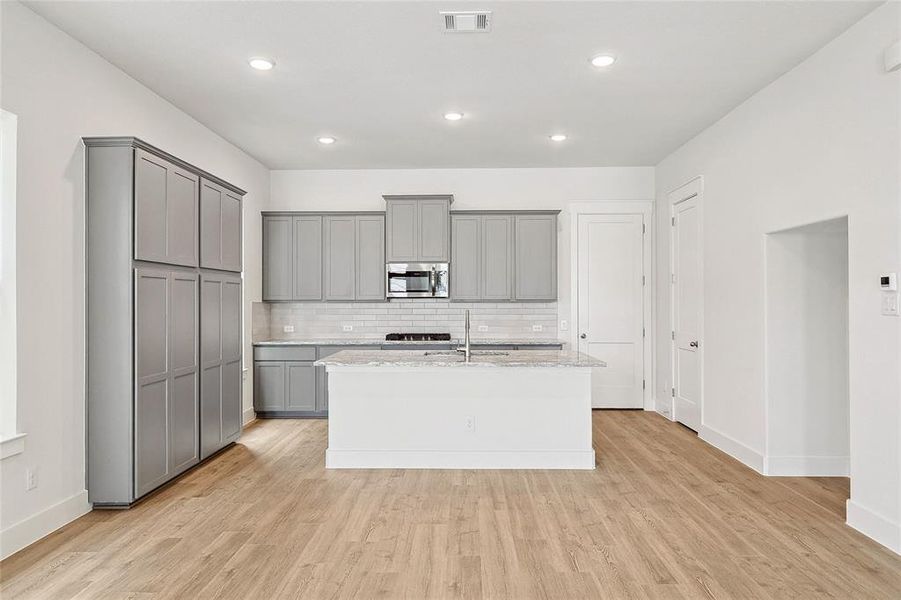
[254,299,559,342]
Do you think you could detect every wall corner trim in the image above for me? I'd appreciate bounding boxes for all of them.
[884,39,901,73]
[698,424,764,473]
[846,500,901,555]
[243,407,257,426]
[0,490,91,560]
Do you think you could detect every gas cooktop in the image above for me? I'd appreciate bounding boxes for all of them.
[385,332,452,342]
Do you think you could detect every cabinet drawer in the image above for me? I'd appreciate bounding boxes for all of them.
[253,346,316,361]
[317,345,381,359]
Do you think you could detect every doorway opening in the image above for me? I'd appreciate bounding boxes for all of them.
[765,217,849,503]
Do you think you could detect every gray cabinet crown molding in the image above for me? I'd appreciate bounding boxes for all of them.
[450,209,560,215]
[83,136,246,196]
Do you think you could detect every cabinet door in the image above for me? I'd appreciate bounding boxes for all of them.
[286,362,316,410]
[418,199,449,262]
[356,215,385,300]
[254,361,285,411]
[135,268,171,497]
[262,216,293,300]
[385,199,418,262]
[482,215,513,300]
[135,150,198,267]
[323,215,356,300]
[221,277,243,439]
[451,215,481,300]
[169,271,199,475]
[200,180,243,272]
[293,216,322,300]
[515,214,557,300]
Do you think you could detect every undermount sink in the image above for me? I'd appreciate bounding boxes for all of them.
[423,350,510,357]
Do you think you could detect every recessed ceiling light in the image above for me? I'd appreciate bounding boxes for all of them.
[317,136,336,145]
[590,54,616,68]
[549,134,567,142]
[249,57,275,71]
[443,112,464,121]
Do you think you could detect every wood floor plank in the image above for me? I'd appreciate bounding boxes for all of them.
[3,411,900,600]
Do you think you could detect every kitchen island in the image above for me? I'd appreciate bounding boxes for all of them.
[315,349,604,469]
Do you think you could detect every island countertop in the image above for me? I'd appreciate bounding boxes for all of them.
[254,339,564,347]
[314,349,605,369]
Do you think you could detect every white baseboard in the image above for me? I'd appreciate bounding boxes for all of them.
[242,407,256,426]
[326,449,597,470]
[0,490,91,560]
[764,455,850,476]
[699,425,764,473]
[847,500,901,555]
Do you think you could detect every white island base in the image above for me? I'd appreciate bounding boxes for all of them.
[322,359,596,470]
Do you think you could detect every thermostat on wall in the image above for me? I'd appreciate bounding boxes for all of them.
[881,273,897,291]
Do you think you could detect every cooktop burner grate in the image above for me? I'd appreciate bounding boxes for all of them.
[385,332,452,342]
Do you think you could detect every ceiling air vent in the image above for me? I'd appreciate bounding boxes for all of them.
[441,11,491,33]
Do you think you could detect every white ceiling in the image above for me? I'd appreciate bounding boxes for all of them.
[26,1,878,170]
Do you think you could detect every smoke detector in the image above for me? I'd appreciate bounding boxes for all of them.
[441,11,491,33]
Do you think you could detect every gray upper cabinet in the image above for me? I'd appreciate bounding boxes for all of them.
[135,149,199,268]
[356,215,386,301]
[450,214,481,300]
[200,178,242,272]
[385,195,451,263]
[324,215,357,300]
[200,272,242,460]
[482,215,514,300]
[293,216,323,301]
[515,214,557,300]
[262,215,293,301]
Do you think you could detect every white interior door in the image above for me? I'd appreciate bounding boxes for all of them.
[672,196,702,430]
[577,214,644,409]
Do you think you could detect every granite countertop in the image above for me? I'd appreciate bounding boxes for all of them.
[253,339,565,347]
[314,349,604,369]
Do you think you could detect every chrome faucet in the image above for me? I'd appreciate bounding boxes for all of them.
[457,309,472,361]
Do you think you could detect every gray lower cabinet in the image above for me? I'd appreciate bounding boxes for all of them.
[200,178,242,272]
[134,149,199,268]
[200,272,243,460]
[135,268,199,498]
[85,137,244,507]
[254,362,286,411]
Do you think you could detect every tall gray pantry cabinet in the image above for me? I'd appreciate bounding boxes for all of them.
[85,137,245,507]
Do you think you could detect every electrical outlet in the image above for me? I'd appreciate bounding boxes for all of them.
[283,325,295,333]
[882,292,900,316]
[478,325,488,332]
[560,320,568,331]
[342,324,353,332]
[26,468,37,491]
[532,324,543,332]
[464,416,475,432]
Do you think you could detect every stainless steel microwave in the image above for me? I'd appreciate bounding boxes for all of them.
[386,263,449,298]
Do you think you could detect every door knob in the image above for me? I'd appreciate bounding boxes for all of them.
[690,341,699,348]
[580,333,587,339]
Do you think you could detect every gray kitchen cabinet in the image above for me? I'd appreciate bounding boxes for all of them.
[324,215,357,300]
[384,195,451,262]
[286,363,317,411]
[315,345,380,413]
[85,137,245,507]
[200,178,242,272]
[262,215,293,301]
[293,216,323,301]
[134,268,198,497]
[254,361,286,411]
[514,214,557,300]
[482,215,514,300]
[200,272,243,460]
[356,215,386,301]
[450,214,481,300]
[134,149,199,268]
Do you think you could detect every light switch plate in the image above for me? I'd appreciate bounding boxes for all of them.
[560,320,568,331]
[532,324,543,332]
[478,325,488,332]
[882,292,899,316]
[283,325,295,333]
[342,324,354,332]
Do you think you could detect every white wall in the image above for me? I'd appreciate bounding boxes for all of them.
[269,167,655,346]
[765,219,849,476]
[654,3,900,552]
[0,2,269,559]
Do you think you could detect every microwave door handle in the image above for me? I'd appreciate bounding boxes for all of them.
[430,268,436,296]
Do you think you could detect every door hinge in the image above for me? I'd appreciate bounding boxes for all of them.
[642,275,646,286]
[642,327,645,338]
[671,387,675,397]
[671,216,676,226]
[671,331,675,340]
[642,223,646,234]
[642,379,646,390]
